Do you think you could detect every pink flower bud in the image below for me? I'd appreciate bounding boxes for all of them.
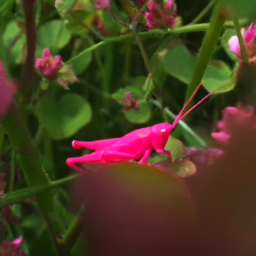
[0,61,16,120]
[35,48,63,80]
[145,0,177,30]
[95,0,110,9]
[228,23,256,63]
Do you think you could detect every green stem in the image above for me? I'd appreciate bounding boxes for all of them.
[185,1,228,102]
[152,100,207,147]
[190,0,217,25]
[131,22,165,118]
[232,14,249,63]
[59,207,84,254]
[0,126,5,154]
[67,19,248,66]
[0,175,79,209]
[9,150,15,192]
[1,104,64,253]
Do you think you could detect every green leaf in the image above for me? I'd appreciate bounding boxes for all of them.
[66,46,92,75]
[221,29,239,61]
[157,159,197,178]
[125,100,151,124]
[36,93,92,140]
[161,44,237,93]
[221,0,256,19]
[37,20,71,55]
[0,0,15,16]
[202,60,236,93]
[55,0,76,15]
[112,77,152,124]
[3,21,26,64]
[161,44,196,84]
[148,136,186,164]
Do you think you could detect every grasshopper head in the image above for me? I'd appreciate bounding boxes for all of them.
[151,122,173,150]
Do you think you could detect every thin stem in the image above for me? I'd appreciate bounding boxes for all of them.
[131,22,165,118]
[67,19,248,67]
[20,0,37,100]
[0,175,79,209]
[70,12,105,41]
[9,150,15,192]
[59,207,84,254]
[152,100,207,147]
[131,23,152,74]
[232,14,249,63]
[190,0,217,25]
[185,1,228,102]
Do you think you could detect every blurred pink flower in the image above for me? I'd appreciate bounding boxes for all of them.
[120,92,140,112]
[95,0,110,9]
[0,237,28,256]
[135,0,146,8]
[212,104,255,145]
[35,48,63,80]
[228,23,256,63]
[145,0,177,30]
[0,61,16,119]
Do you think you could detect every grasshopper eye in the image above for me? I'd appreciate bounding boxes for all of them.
[160,129,166,135]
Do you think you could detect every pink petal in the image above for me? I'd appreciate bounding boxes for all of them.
[43,48,51,60]
[212,132,230,145]
[11,237,23,248]
[228,36,241,58]
[244,23,255,44]
[35,58,42,69]
[53,55,63,69]
[147,0,157,12]
[164,0,174,12]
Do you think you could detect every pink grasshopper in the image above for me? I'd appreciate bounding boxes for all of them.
[66,84,212,173]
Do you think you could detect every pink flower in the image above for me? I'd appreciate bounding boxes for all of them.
[0,61,16,119]
[95,0,110,9]
[228,23,256,63]
[0,237,28,256]
[35,48,78,89]
[120,92,140,112]
[145,0,177,30]
[212,104,255,145]
[35,48,63,80]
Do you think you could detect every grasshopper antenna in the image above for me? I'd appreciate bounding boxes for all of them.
[172,84,213,129]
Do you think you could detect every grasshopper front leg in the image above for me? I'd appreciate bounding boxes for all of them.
[155,148,172,163]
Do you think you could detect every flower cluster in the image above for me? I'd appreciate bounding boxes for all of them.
[35,48,63,80]
[228,23,256,64]
[212,104,255,145]
[120,92,140,112]
[35,48,78,89]
[0,237,28,256]
[145,0,177,30]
